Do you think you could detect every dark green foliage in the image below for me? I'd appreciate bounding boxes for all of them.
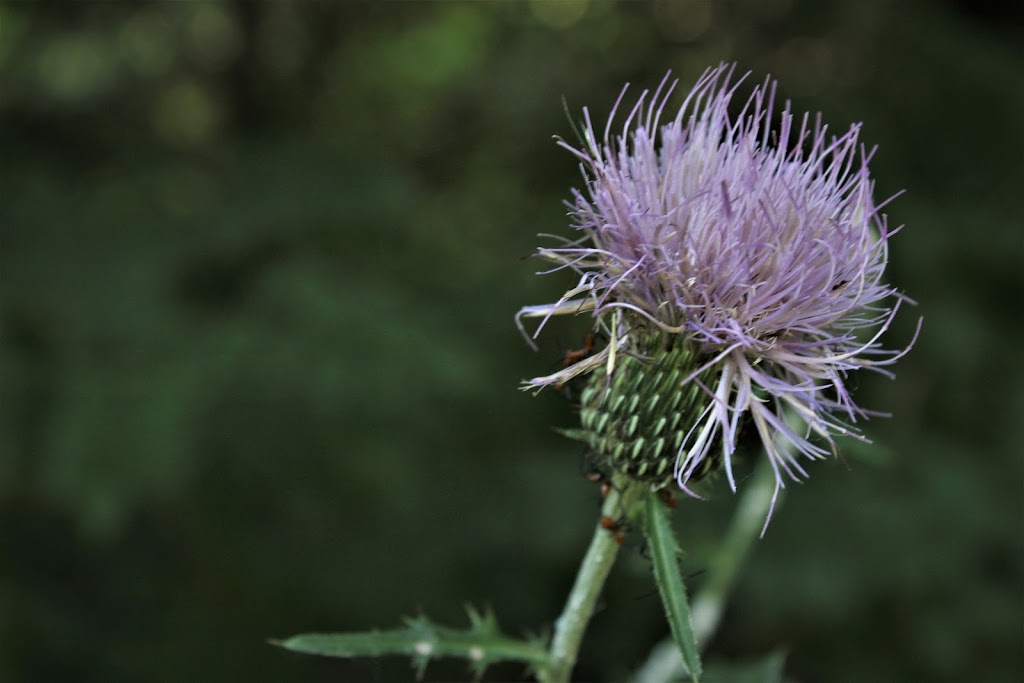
[702,652,787,683]
[0,1,1021,682]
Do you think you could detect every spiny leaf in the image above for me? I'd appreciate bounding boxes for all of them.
[271,606,549,681]
[642,494,702,682]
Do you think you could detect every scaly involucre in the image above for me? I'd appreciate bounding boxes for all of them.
[518,64,917,527]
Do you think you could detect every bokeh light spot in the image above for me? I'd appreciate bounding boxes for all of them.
[152,80,222,148]
[187,3,241,71]
[38,35,114,101]
[117,12,176,78]
[530,0,590,29]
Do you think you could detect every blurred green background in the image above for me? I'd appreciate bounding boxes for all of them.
[1,1,1021,681]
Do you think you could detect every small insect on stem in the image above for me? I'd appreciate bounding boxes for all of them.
[554,333,597,394]
[600,515,626,545]
[562,333,596,367]
[584,471,613,498]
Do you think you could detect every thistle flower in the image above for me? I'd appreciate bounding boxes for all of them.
[517,64,918,529]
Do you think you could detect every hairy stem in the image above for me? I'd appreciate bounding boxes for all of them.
[545,478,648,683]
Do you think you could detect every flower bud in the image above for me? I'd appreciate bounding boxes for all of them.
[574,333,720,488]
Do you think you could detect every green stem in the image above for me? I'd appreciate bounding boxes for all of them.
[545,478,647,683]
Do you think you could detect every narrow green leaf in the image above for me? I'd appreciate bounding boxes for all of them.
[271,607,549,681]
[642,494,702,682]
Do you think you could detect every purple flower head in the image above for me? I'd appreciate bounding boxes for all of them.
[518,64,918,530]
